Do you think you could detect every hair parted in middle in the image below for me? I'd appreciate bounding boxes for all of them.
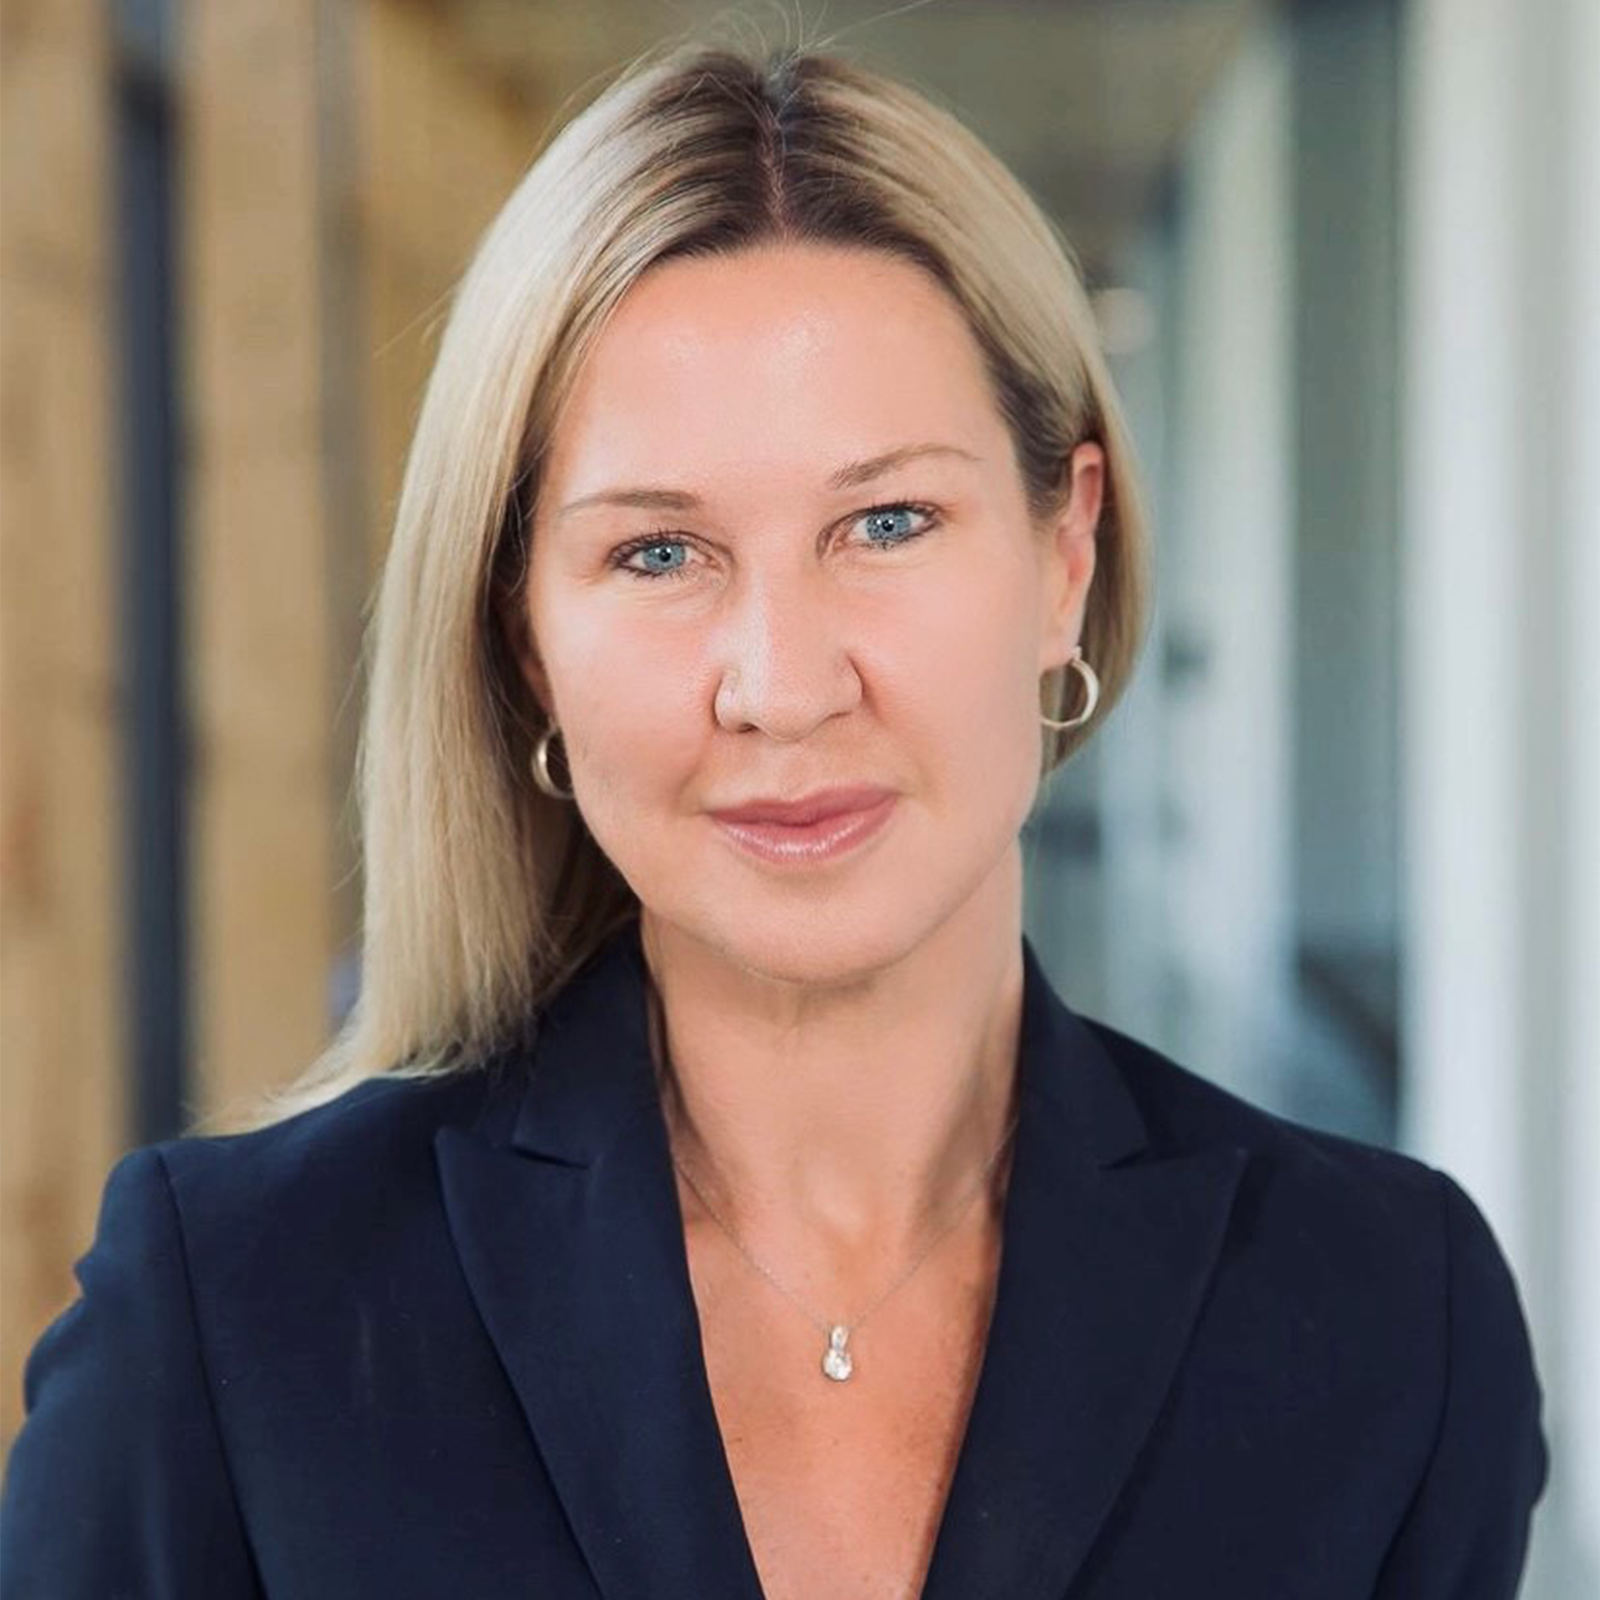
[227,30,1152,1133]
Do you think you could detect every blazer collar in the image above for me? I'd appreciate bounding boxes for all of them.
[436,916,1247,1600]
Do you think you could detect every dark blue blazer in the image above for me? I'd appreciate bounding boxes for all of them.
[2,919,1550,1598]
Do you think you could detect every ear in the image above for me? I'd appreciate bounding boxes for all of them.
[1037,440,1104,674]
[494,580,553,720]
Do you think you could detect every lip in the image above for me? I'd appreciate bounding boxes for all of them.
[709,789,898,866]
[708,785,898,827]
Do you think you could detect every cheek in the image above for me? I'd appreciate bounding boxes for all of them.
[537,601,705,802]
[884,558,1041,784]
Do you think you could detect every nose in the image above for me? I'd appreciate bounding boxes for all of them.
[712,563,862,740]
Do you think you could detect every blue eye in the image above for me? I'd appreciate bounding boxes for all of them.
[610,501,938,582]
[617,537,691,579]
[856,503,935,546]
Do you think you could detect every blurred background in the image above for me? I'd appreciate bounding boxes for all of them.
[0,0,1594,1590]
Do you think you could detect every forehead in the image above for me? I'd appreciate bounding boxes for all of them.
[544,244,1005,492]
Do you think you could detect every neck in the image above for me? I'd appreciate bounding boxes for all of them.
[639,847,1026,1270]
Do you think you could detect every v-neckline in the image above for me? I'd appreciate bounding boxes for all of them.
[676,1166,1016,1599]
[433,915,1249,1600]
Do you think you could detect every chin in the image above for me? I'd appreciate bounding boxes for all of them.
[643,889,927,990]
[665,869,993,994]
[624,803,1018,984]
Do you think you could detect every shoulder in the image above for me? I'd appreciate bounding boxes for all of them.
[29,1064,517,1408]
[1086,1006,1545,1370]
[1083,1010,1439,1204]
[1081,1014,1547,1439]
[1,1067,512,1589]
[148,1062,506,1251]
[161,1062,499,1203]
[1079,1015,1551,1575]
[161,1062,497,1180]
[1076,1012,1535,1326]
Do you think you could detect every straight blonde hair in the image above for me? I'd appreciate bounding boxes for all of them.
[220,34,1152,1133]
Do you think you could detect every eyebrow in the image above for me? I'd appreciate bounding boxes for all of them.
[554,442,982,521]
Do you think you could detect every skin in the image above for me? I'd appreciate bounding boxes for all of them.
[504,241,1103,1299]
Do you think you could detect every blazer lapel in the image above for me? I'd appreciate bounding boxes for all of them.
[435,917,1248,1600]
[434,924,767,1599]
[916,941,1249,1600]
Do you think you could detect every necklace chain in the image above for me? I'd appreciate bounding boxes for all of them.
[668,1107,1021,1347]
[647,980,1022,1381]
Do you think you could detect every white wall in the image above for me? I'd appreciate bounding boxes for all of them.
[1154,10,1297,1111]
[1559,0,1600,1573]
[1401,0,1600,1589]
[1061,0,1595,1588]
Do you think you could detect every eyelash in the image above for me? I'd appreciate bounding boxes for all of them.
[608,501,942,583]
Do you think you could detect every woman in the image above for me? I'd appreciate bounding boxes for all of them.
[1,36,1548,1600]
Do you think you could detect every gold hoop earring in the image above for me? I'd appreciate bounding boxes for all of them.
[1040,647,1100,732]
[531,723,574,800]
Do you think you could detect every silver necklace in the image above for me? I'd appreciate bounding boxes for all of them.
[668,1105,1021,1384]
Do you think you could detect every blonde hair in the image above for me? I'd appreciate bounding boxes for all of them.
[220,33,1152,1133]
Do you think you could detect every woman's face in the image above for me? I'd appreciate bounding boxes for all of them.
[513,243,1102,982]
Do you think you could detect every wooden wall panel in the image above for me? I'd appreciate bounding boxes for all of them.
[184,0,541,1122]
[0,0,123,1450]
[360,0,533,576]
[182,0,351,1121]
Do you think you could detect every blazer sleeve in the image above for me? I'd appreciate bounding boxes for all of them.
[1370,1168,1551,1599]
[0,1145,262,1600]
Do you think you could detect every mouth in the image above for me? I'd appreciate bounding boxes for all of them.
[708,791,898,866]
[708,784,897,827]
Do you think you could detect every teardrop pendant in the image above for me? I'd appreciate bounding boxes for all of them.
[821,1323,854,1382]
